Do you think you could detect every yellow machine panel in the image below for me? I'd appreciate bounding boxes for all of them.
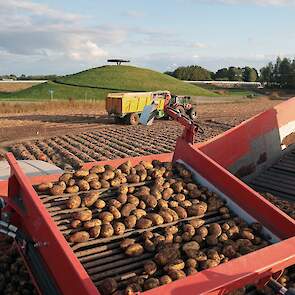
[106,91,167,116]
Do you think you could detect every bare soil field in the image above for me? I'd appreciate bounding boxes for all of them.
[0,81,41,92]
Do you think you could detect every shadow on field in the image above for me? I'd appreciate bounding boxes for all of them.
[1,114,116,125]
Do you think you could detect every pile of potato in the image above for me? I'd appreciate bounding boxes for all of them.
[0,239,37,295]
[36,160,230,243]
[98,218,269,295]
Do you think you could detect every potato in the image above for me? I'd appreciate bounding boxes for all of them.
[206,235,218,246]
[144,239,156,252]
[77,180,90,191]
[124,215,137,229]
[196,226,208,238]
[89,226,101,238]
[128,186,135,193]
[101,170,115,181]
[89,180,101,190]
[171,182,183,193]
[90,165,105,174]
[73,209,92,221]
[240,230,255,240]
[219,206,230,215]
[174,206,187,219]
[182,241,200,258]
[84,173,99,183]
[74,169,89,178]
[169,200,179,208]
[84,219,102,229]
[207,196,224,211]
[67,195,81,209]
[136,186,150,197]
[125,284,142,294]
[154,177,165,187]
[69,231,89,243]
[125,243,144,257]
[127,174,140,183]
[140,161,153,170]
[59,173,73,183]
[138,200,146,209]
[94,199,106,209]
[162,208,179,221]
[121,203,136,217]
[227,225,240,238]
[100,278,117,295]
[173,193,185,202]
[142,195,157,208]
[109,206,121,219]
[158,199,168,209]
[168,269,186,281]
[146,213,164,226]
[84,191,100,207]
[159,275,172,285]
[66,185,80,194]
[143,261,157,276]
[165,225,178,235]
[155,244,180,265]
[150,189,162,200]
[207,249,220,261]
[185,258,197,268]
[187,183,198,191]
[118,163,130,174]
[100,180,110,189]
[187,202,208,217]
[163,182,171,189]
[179,201,191,209]
[164,259,185,272]
[127,195,140,207]
[120,238,135,250]
[222,223,230,231]
[183,224,195,236]
[108,199,121,209]
[200,259,219,270]
[117,193,128,204]
[58,181,67,190]
[236,239,252,248]
[154,235,166,246]
[99,212,114,223]
[113,222,126,235]
[132,209,147,220]
[208,223,222,237]
[100,224,114,238]
[119,184,129,195]
[110,178,121,187]
[219,233,228,242]
[71,219,82,229]
[136,218,153,229]
[189,219,205,229]
[222,245,236,258]
[50,185,64,196]
[143,278,159,291]
[162,188,174,200]
[37,182,53,192]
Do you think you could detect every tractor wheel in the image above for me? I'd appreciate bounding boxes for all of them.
[127,113,139,125]
[188,107,198,121]
[114,116,124,124]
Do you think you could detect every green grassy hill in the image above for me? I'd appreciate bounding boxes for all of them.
[0,65,216,100]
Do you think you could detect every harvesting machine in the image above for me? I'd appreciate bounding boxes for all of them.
[1,98,295,294]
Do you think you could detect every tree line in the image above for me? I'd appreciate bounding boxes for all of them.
[166,57,295,88]
[165,65,259,82]
[0,74,58,81]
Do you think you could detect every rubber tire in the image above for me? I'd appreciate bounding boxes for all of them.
[127,113,139,125]
[176,106,185,115]
[114,116,124,124]
[188,107,197,121]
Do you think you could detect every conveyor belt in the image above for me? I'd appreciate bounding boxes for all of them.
[250,148,295,203]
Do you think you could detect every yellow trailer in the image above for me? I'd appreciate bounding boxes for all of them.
[106,91,169,125]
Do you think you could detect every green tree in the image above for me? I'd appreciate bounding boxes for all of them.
[215,68,229,80]
[243,67,258,82]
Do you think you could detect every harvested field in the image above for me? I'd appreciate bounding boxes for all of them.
[0,81,41,92]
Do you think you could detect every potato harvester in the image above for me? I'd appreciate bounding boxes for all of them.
[0,98,295,295]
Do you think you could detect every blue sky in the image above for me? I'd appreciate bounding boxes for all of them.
[0,0,294,75]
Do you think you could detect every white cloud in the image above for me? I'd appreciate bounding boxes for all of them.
[68,41,108,61]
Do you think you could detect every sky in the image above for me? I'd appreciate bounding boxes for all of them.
[0,0,295,75]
